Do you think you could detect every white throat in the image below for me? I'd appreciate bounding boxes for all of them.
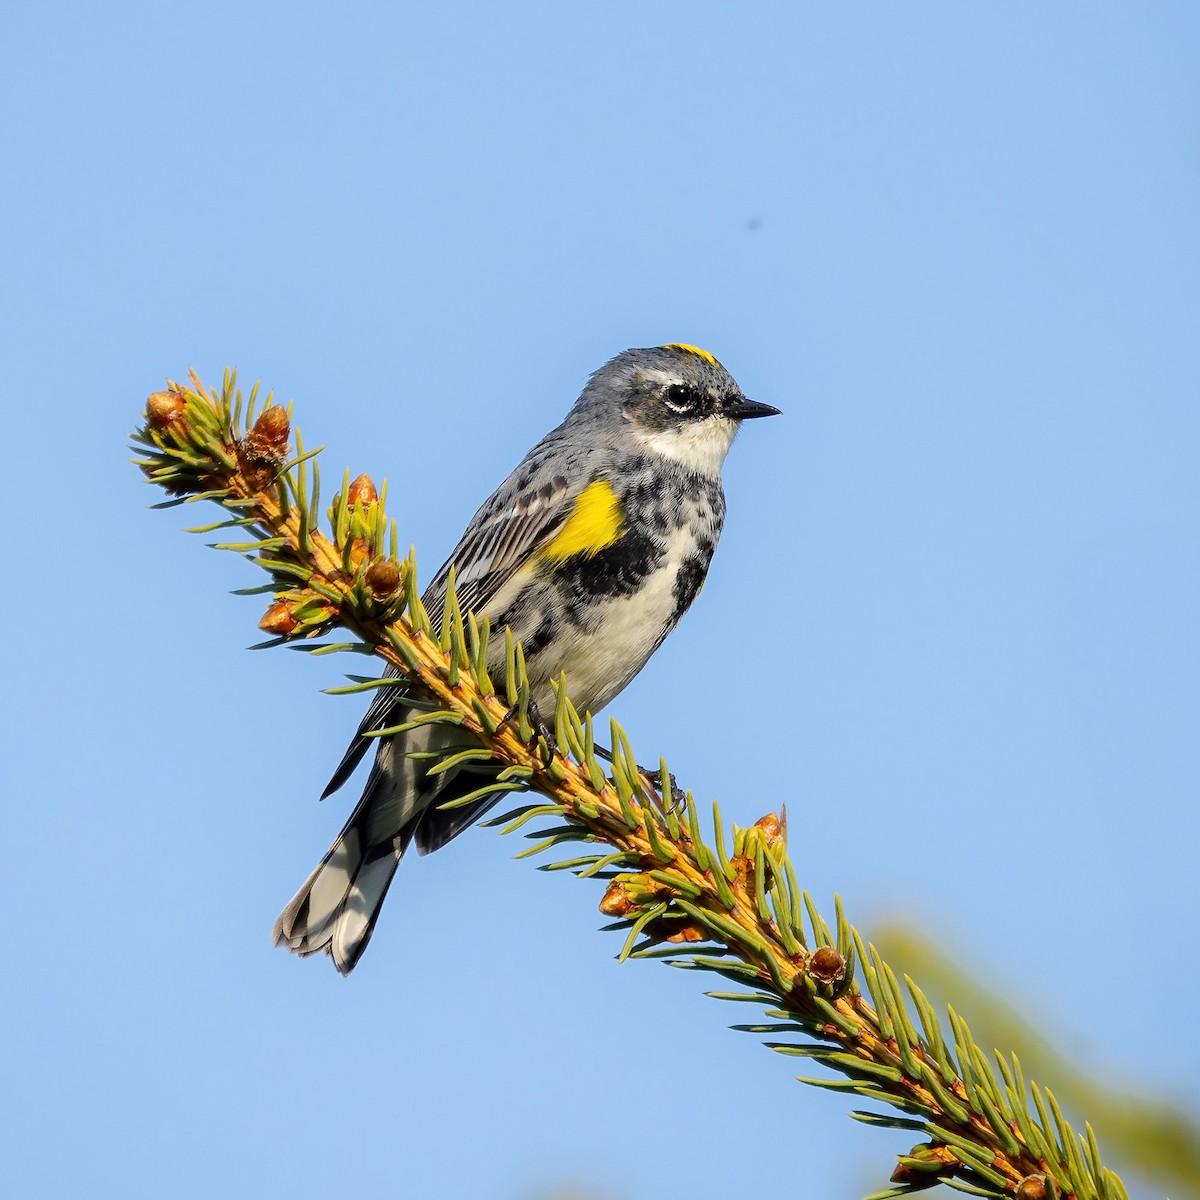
[636,418,738,478]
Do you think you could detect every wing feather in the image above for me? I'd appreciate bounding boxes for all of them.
[323,434,593,798]
[425,469,573,619]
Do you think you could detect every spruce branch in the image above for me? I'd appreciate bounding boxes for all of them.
[132,372,1130,1200]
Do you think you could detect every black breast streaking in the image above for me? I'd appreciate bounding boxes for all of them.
[553,460,724,620]
[554,526,666,604]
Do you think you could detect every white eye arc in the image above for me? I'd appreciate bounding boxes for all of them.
[664,383,700,414]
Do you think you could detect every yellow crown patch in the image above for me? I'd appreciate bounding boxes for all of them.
[662,343,719,367]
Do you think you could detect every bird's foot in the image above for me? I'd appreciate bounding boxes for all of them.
[642,764,681,800]
[498,697,557,768]
[592,745,681,805]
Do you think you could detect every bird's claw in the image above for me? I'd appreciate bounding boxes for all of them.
[498,697,557,768]
[591,744,681,805]
[642,765,681,799]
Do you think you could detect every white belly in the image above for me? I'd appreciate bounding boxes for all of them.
[536,557,686,712]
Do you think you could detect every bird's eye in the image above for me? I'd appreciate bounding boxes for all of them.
[664,383,700,414]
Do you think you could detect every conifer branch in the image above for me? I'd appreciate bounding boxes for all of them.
[132,372,1130,1200]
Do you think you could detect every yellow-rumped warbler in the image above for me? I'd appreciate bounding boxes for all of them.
[274,344,779,973]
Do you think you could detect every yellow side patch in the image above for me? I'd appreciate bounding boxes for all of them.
[663,343,719,367]
[541,480,624,564]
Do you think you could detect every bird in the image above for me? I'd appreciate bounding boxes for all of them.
[273,343,779,973]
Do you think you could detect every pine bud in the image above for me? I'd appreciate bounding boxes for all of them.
[239,405,291,490]
[598,880,633,917]
[807,946,846,983]
[599,872,672,917]
[753,806,787,848]
[347,473,378,507]
[890,1142,956,1183]
[244,406,290,460]
[365,559,402,599]
[146,390,186,430]
[753,812,781,840]
[1015,1175,1047,1200]
[259,600,299,635]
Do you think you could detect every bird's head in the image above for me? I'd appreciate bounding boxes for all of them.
[572,343,779,476]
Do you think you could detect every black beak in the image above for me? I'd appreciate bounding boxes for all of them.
[727,396,781,420]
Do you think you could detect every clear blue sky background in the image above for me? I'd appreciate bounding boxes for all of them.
[2,5,1196,1198]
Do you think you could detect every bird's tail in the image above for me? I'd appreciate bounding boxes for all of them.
[272,814,409,976]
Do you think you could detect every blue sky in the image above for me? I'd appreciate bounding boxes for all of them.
[3,4,1197,1197]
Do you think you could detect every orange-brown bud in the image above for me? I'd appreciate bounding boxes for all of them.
[665,922,706,944]
[1015,1175,1047,1200]
[239,405,292,489]
[146,390,186,430]
[754,813,780,839]
[242,406,291,461]
[599,881,633,918]
[754,807,787,848]
[364,559,402,599]
[347,473,378,508]
[890,1142,957,1183]
[259,600,299,636]
[599,871,676,918]
[251,404,290,445]
[807,946,846,983]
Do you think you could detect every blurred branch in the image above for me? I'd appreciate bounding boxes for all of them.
[132,371,1133,1200]
[875,924,1199,1200]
